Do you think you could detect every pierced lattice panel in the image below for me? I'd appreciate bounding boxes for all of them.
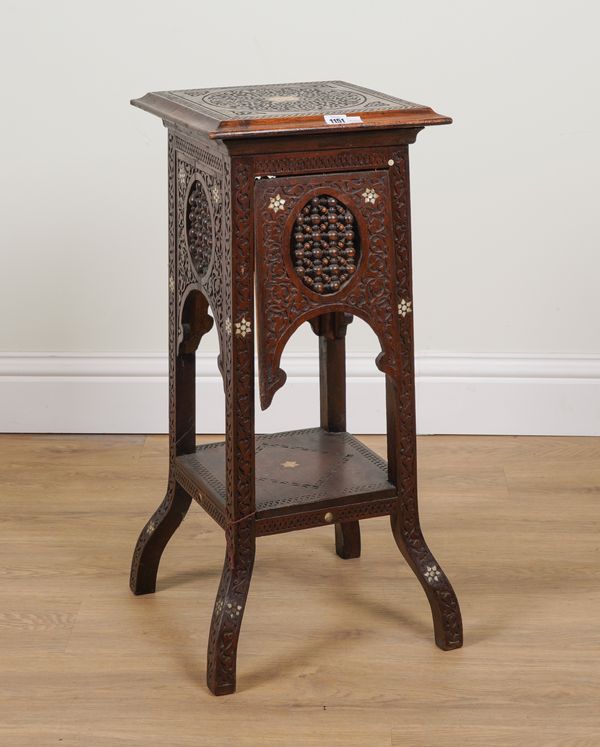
[291,195,359,295]
[186,181,212,277]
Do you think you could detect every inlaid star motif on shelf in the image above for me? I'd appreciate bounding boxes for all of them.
[398,298,412,317]
[235,317,252,337]
[268,194,286,212]
[362,187,378,204]
[281,460,299,469]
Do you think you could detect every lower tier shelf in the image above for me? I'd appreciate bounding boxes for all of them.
[174,427,397,535]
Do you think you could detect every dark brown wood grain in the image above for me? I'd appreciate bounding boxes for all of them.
[129,81,462,696]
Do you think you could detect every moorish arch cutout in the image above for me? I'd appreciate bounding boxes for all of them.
[259,306,394,410]
[177,286,214,356]
[255,169,402,411]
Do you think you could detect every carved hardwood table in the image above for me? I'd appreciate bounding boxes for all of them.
[129,81,463,696]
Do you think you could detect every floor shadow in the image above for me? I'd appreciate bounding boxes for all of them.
[239,629,354,692]
[157,565,221,591]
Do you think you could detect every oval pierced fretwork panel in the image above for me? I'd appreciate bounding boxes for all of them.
[186,181,213,277]
[291,195,360,295]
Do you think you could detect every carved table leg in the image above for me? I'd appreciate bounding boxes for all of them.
[384,149,463,649]
[130,290,213,595]
[206,157,256,695]
[207,530,255,696]
[312,312,361,559]
[386,373,462,649]
[130,480,192,595]
[335,520,361,560]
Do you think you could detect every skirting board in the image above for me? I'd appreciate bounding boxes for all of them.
[1,352,600,435]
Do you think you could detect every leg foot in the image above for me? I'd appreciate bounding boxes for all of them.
[130,480,192,595]
[335,521,361,559]
[390,512,463,650]
[206,547,255,696]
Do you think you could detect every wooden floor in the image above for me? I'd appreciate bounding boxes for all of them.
[1,434,599,746]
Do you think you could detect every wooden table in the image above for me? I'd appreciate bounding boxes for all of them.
[129,81,462,696]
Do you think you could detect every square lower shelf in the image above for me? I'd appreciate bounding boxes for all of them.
[174,427,398,535]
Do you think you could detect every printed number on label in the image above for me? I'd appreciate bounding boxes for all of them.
[324,114,363,125]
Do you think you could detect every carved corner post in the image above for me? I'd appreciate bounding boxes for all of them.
[386,148,463,650]
[311,312,361,558]
[206,157,256,696]
[130,134,208,595]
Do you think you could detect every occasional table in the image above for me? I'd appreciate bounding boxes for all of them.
[129,81,463,695]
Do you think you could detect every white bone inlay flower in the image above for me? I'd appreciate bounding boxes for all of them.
[425,564,441,583]
[268,194,286,212]
[398,299,412,317]
[235,318,252,337]
[226,602,243,619]
[362,187,378,204]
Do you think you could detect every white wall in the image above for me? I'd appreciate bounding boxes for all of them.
[1,1,599,433]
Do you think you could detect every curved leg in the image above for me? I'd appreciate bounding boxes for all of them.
[390,511,462,649]
[130,289,213,596]
[206,541,255,696]
[383,148,463,651]
[130,478,192,595]
[385,371,463,650]
[206,157,257,696]
[335,521,361,559]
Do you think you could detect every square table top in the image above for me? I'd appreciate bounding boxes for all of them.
[131,80,450,139]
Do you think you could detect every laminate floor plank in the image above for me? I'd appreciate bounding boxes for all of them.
[1,434,598,745]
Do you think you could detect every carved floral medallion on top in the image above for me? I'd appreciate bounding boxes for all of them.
[162,81,422,120]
